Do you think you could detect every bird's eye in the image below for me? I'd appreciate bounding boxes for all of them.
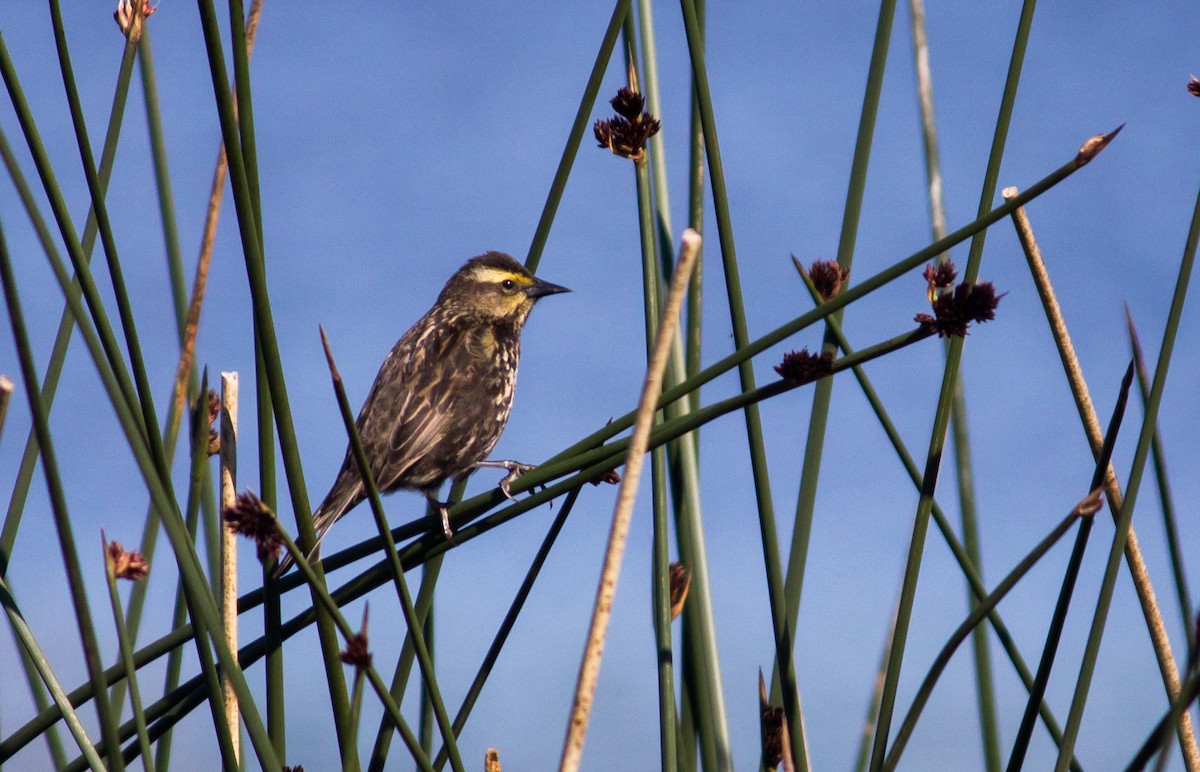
[501,279,516,291]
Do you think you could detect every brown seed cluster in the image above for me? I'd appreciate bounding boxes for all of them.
[223,490,284,563]
[808,259,849,301]
[104,533,149,582]
[203,389,221,456]
[594,87,661,164]
[1189,76,1200,97]
[774,348,834,386]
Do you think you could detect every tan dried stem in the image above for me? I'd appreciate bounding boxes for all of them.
[168,0,265,429]
[1002,187,1199,771]
[219,372,240,762]
[558,230,701,772]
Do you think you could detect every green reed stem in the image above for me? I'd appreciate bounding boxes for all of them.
[678,0,802,763]
[1125,308,1194,654]
[47,0,169,479]
[869,2,1038,765]
[907,0,1000,763]
[778,0,896,726]
[526,0,630,273]
[369,550,445,772]
[103,555,155,772]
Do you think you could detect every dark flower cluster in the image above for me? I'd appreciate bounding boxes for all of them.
[1189,76,1200,97]
[340,631,372,670]
[223,490,283,563]
[104,533,149,581]
[808,259,849,301]
[923,260,957,303]
[914,280,1002,338]
[774,348,834,385]
[594,87,661,164]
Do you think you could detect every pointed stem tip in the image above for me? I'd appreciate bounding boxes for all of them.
[1075,124,1125,167]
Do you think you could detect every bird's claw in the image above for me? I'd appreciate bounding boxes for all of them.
[498,462,536,500]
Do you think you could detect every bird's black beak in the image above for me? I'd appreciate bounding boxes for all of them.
[526,277,571,298]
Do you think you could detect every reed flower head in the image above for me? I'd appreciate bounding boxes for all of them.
[774,348,834,385]
[102,531,149,582]
[224,490,284,562]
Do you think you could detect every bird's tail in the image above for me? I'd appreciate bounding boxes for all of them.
[272,475,362,578]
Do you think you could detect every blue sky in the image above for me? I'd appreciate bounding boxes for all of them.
[1,1,1198,769]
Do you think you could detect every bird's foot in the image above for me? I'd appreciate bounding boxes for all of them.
[430,499,457,546]
[473,459,537,500]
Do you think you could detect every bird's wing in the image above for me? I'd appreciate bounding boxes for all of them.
[370,324,479,490]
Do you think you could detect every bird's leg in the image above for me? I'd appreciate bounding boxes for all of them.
[424,494,457,545]
[472,459,536,500]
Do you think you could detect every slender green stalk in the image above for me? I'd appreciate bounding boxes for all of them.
[344,669,367,772]
[419,607,435,757]
[884,498,1099,771]
[1055,145,1200,772]
[369,550,445,772]
[907,0,1000,764]
[677,1,803,763]
[1125,308,1193,653]
[1,577,102,771]
[1007,363,1136,770]
[102,546,155,772]
[154,403,214,770]
[525,0,630,272]
[778,0,897,722]
[13,627,70,768]
[684,0,705,425]
[0,224,126,770]
[320,329,465,772]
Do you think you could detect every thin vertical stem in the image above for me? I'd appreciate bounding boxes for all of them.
[678,1,803,766]
[907,1,1000,766]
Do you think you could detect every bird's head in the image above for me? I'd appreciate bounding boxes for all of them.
[437,251,570,325]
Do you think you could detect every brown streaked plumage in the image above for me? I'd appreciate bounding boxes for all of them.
[277,252,568,574]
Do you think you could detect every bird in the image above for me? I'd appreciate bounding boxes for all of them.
[276,251,569,575]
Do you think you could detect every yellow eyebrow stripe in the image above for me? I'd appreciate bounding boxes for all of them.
[471,267,532,285]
